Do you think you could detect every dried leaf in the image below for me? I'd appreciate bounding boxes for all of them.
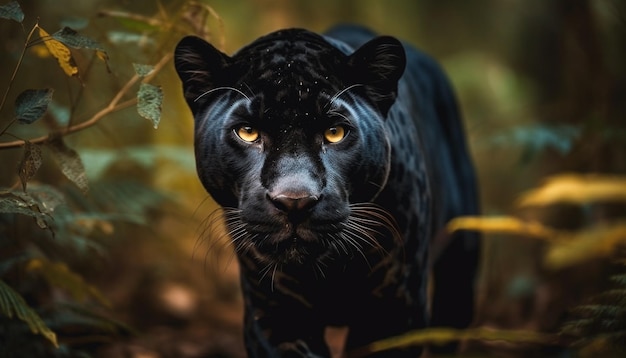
[517,174,626,207]
[47,137,89,193]
[137,83,162,129]
[362,327,556,355]
[0,280,58,347]
[38,26,78,77]
[545,223,626,270]
[18,141,42,191]
[14,88,54,124]
[447,216,558,241]
[133,63,154,77]
[0,1,24,23]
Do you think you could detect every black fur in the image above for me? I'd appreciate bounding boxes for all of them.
[175,25,480,357]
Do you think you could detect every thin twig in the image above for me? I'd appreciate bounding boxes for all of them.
[0,52,173,149]
[0,22,39,115]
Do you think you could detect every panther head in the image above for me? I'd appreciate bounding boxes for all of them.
[174,29,405,266]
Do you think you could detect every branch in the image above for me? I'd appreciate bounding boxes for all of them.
[0,52,173,150]
[0,22,39,114]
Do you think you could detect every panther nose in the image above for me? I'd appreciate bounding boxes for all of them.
[268,193,319,214]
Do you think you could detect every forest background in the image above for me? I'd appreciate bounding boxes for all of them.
[1,0,625,357]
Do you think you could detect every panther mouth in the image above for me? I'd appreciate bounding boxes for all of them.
[221,203,400,266]
[254,229,332,265]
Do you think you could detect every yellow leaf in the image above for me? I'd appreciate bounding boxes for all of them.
[38,26,78,77]
[517,173,626,207]
[544,222,626,270]
[29,44,50,58]
[447,216,558,242]
[359,327,556,355]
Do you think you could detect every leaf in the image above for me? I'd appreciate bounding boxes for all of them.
[137,83,162,129]
[14,88,54,124]
[544,223,626,270]
[48,26,110,71]
[106,31,156,46]
[51,26,103,50]
[0,280,58,347]
[488,123,581,156]
[38,26,78,77]
[517,173,626,207]
[447,216,558,241]
[0,0,24,23]
[47,137,89,193]
[133,63,154,77]
[0,190,54,231]
[26,258,110,307]
[18,141,42,191]
[358,327,557,356]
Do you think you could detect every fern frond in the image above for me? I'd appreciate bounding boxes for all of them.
[571,304,626,320]
[0,280,58,347]
[591,289,626,306]
[610,274,626,287]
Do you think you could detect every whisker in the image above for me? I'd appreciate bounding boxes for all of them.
[327,110,351,123]
[194,86,252,103]
[325,83,364,110]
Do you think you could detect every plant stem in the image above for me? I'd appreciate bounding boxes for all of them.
[0,52,173,149]
[0,23,39,115]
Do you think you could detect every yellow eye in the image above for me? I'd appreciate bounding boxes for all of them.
[236,126,259,142]
[324,126,346,143]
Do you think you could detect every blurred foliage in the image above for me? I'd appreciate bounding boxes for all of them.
[0,0,625,357]
[0,1,223,357]
[561,259,626,356]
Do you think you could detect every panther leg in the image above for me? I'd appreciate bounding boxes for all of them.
[240,274,331,358]
[242,305,331,358]
[430,229,480,353]
[343,284,428,357]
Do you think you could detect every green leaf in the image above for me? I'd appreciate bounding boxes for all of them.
[51,27,105,51]
[133,63,154,77]
[47,137,89,193]
[137,83,162,129]
[0,280,58,347]
[18,141,42,191]
[487,123,581,156]
[106,31,155,46]
[14,89,54,124]
[0,189,54,231]
[0,1,24,23]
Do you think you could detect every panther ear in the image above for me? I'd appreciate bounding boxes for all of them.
[174,36,233,113]
[346,36,406,117]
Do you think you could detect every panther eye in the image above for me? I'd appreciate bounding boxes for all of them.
[236,126,259,142]
[323,126,346,143]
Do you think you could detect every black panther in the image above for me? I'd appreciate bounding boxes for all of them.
[174,25,480,357]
